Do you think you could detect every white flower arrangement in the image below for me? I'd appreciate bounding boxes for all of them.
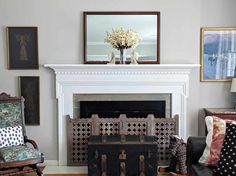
[104,28,141,50]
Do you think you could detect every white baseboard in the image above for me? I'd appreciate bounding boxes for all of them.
[44,160,58,166]
[44,160,88,174]
[43,160,162,174]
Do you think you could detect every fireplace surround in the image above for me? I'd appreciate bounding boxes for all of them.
[45,64,199,166]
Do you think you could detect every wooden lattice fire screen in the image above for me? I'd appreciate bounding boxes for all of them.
[67,114,179,166]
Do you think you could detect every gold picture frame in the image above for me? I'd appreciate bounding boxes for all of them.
[200,27,236,82]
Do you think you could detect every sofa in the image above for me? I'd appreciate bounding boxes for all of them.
[186,137,215,176]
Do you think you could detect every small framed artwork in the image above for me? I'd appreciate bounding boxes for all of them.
[19,76,40,125]
[200,27,236,82]
[7,27,39,69]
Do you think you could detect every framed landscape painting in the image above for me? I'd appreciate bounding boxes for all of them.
[7,27,39,69]
[200,27,236,82]
[19,76,40,125]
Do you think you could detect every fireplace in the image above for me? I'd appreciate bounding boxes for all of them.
[80,100,165,118]
[45,64,198,166]
[73,93,171,119]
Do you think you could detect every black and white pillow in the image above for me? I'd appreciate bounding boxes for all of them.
[216,123,236,175]
[0,126,24,148]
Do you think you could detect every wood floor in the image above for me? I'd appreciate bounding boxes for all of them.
[24,173,170,176]
[23,173,86,176]
[45,175,168,176]
[22,165,172,176]
[43,173,178,176]
[45,174,88,176]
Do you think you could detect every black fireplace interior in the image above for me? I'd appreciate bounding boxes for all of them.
[80,101,165,118]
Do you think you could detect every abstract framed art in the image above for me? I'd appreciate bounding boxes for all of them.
[19,76,40,125]
[7,27,39,69]
[200,27,236,82]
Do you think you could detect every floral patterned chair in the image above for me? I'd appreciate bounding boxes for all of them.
[0,93,44,175]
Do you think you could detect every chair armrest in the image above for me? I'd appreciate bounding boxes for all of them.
[25,137,39,149]
[187,137,206,169]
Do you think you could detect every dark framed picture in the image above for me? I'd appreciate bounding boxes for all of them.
[7,27,39,69]
[19,76,40,125]
[200,27,236,82]
[83,11,160,64]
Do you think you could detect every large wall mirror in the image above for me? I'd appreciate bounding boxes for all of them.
[83,12,160,64]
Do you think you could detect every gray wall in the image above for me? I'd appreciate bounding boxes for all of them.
[0,0,235,161]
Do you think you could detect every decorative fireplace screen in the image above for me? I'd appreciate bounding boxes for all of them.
[67,114,179,166]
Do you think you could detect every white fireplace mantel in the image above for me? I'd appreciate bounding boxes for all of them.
[45,64,199,166]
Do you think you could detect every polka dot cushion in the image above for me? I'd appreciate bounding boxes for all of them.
[216,123,236,175]
[0,126,24,148]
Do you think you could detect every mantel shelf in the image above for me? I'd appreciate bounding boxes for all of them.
[44,64,200,75]
[44,63,200,69]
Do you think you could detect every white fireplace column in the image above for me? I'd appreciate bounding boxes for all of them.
[45,64,199,166]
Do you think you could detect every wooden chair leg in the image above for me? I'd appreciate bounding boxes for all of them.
[36,165,44,176]
[36,168,42,176]
[31,164,43,176]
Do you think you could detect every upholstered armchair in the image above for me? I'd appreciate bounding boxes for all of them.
[0,93,44,175]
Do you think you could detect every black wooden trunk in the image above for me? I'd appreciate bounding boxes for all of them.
[88,135,158,176]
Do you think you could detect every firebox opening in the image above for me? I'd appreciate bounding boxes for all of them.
[73,94,171,118]
[80,101,165,118]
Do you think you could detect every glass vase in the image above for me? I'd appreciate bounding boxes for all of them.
[119,48,126,64]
